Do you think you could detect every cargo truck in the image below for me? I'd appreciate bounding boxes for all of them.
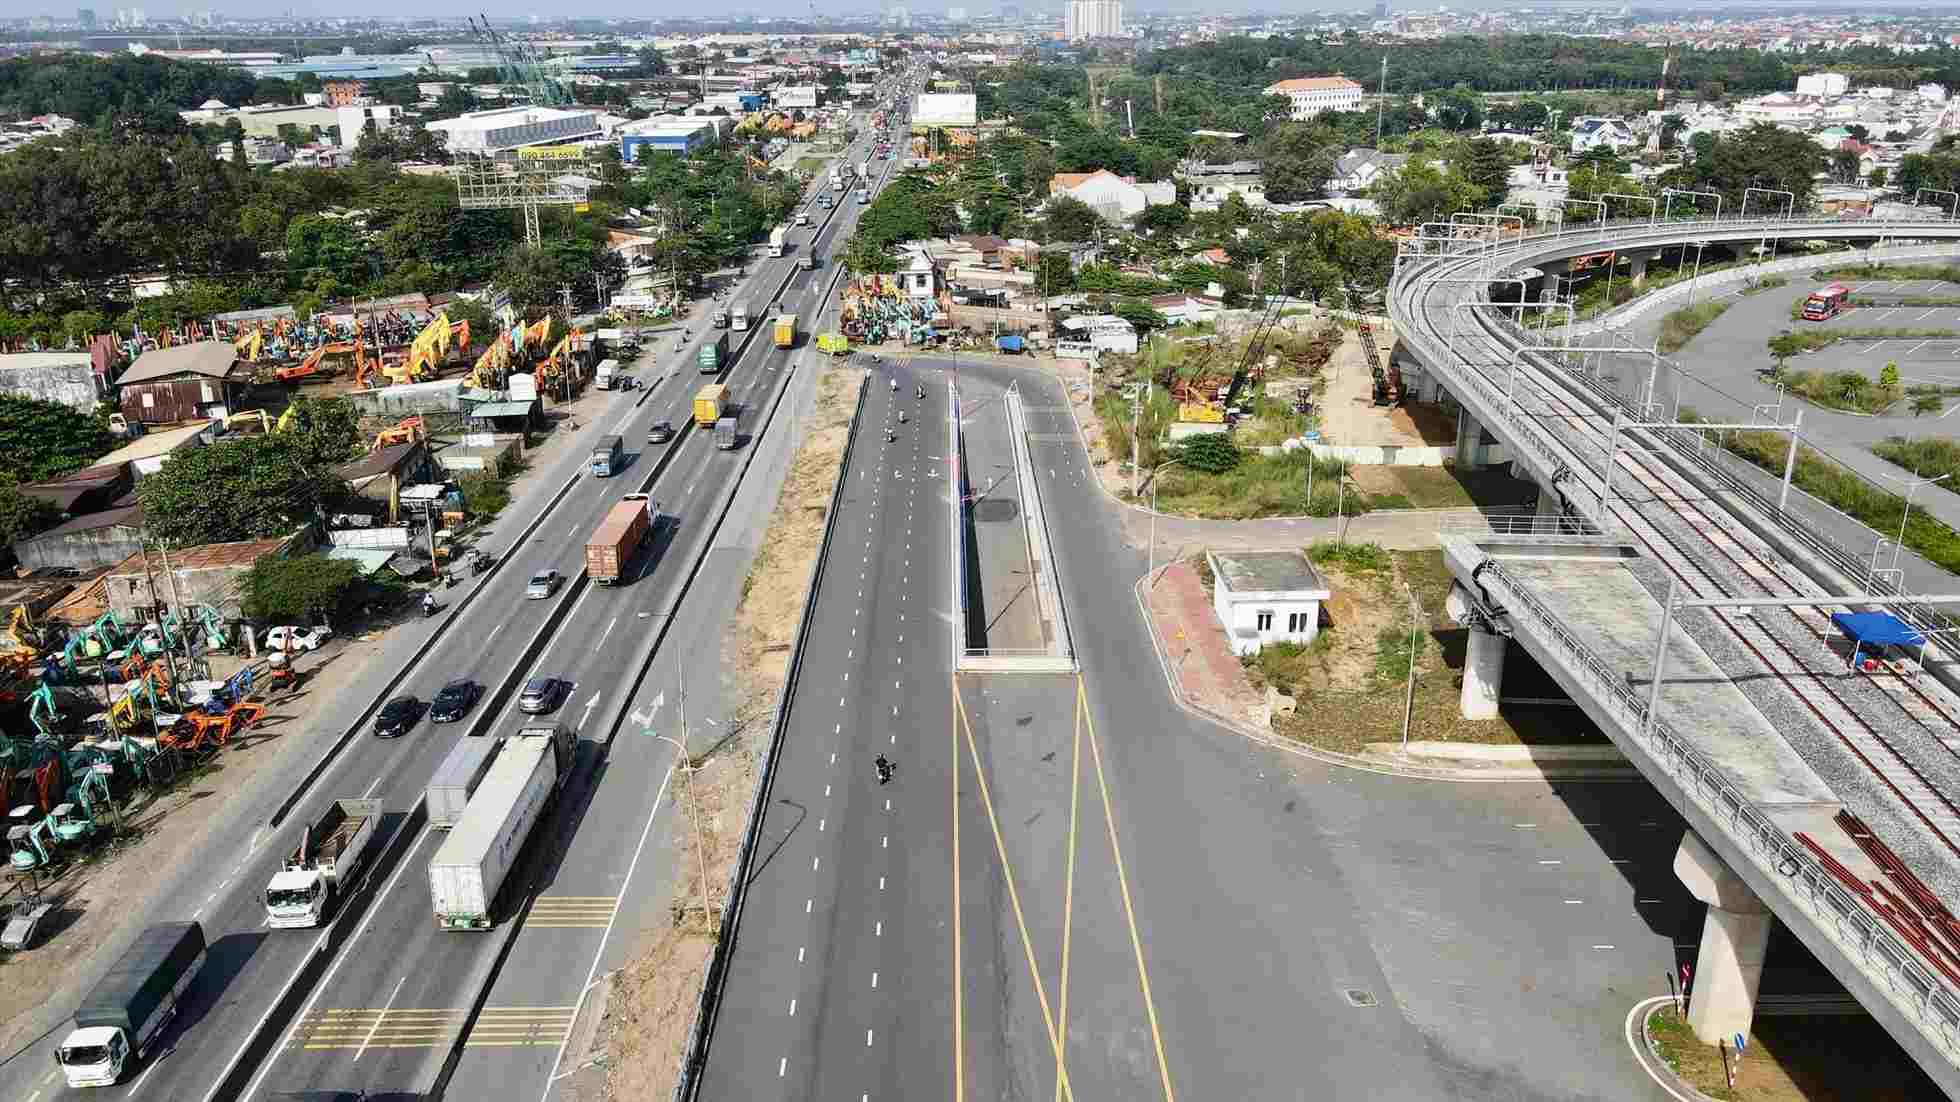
[731,301,753,331]
[768,226,788,258]
[589,434,624,478]
[694,383,727,427]
[773,314,798,349]
[697,331,728,373]
[427,736,505,830]
[593,358,619,390]
[801,252,819,271]
[714,416,739,450]
[585,493,653,585]
[427,725,577,930]
[56,922,205,1087]
[263,798,380,928]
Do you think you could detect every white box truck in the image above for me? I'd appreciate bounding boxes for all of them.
[768,226,787,258]
[263,798,379,929]
[56,922,205,1088]
[427,724,576,930]
[426,736,506,831]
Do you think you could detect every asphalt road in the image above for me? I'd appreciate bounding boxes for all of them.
[693,358,1728,1100]
[2,124,889,1102]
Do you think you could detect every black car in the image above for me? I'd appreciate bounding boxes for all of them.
[373,696,421,738]
[517,676,564,715]
[648,420,675,444]
[429,679,480,723]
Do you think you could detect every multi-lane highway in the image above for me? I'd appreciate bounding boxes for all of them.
[1,111,901,1102]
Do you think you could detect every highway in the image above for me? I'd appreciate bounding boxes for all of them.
[695,359,1714,1101]
[1,115,896,1102]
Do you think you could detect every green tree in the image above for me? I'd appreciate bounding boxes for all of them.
[1451,137,1512,202]
[1914,393,1944,416]
[136,436,344,545]
[279,395,364,466]
[1131,202,1190,237]
[1371,161,1484,226]
[1258,121,1340,202]
[1176,432,1241,474]
[1041,194,1104,242]
[840,232,898,274]
[1766,331,1807,375]
[1880,360,1901,390]
[239,552,366,625]
[1113,300,1170,333]
[0,394,115,483]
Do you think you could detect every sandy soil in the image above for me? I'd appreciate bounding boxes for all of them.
[601,363,866,1102]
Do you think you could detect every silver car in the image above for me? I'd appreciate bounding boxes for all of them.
[525,570,562,600]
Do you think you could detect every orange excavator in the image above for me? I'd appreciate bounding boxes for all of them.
[277,340,363,384]
[370,416,425,452]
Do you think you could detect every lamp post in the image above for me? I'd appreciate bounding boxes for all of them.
[1399,580,1420,752]
[1878,469,1954,571]
[1684,240,1709,307]
[655,653,714,929]
[1147,458,1180,582]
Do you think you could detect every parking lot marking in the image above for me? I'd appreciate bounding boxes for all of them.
[1917,309,1942,323]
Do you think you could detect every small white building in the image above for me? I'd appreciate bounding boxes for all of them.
[1328,148,1407,194]
[1263,76,1365,121]
[1208,549,1331,656]
[1047,169,1174,221]
[336,104,403,149]
[1568,116,1638,156]
[1796,72,1850,98]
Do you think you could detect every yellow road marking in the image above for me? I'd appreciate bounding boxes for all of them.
[1053,677,1083,1102]
[952,673,964,1102]
[527,896,619,928]
[289,1006,574,1051]
[1078,676,1177,1102]
[952,678,1073,1102]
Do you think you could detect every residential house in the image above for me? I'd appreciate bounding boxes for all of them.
[1262,76,1365,121]
[1148,293,1224,326]
[1328,149,1407,195]
[1569,116,1638,156]
[104,533,302,622]
[91,421,217,479]
[16,464,131,516]
[0,351,108,413]
[952,234,1011,267]
[1046,169,1175,221]
[334,439,439,524]
[1188,247,1233,267]
[1182,169,1267,212]
[14,504,146,573]
[116,342,249,426]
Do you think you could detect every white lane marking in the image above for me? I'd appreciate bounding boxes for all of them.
[534,762,678,1096]
[814,856,821,870]
[872,971,879,988]
[876,921,882,936]
[486,623,503,641]
[807,899,814,913]
[799,946,806,962]
[596,616,618,650]
[780,1058,788,1077]
[1538,860,1561,865]
[356,974,409,1062]
[867,1029,874,1047]
[790,998,797,1016]
[579,691,602,727]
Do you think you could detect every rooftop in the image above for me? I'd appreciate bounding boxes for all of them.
[1210,549,1329,595]
[93,421,214,466]
[106,534,291,577]
[118,341,241,385]
[0,351,94,371]
[1265,75,1365,93]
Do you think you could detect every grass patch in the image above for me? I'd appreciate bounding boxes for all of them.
[1256,547,1607,755]
[1778,368,1903,414]
[1850,295,1960,308]
[1740,274,1787,295]
[1685,414,1960,573]
[1657,301,1733,355]
[1873,436,1960,489]
[793,155,828,175]
[457,470,512,518]
[1812,262,1960,283]
[1151,448,1369,519]
[1643,1003,1945,1101]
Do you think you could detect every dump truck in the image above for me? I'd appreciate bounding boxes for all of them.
[56,922,205,1087]
[773,314,798,349]
[714,415,739,450]
[768,225,788,258]
[816,332,850,356]
[694,383,728,428]
[585,493,653,586]
[263,798,380,929]
[697,331,728,373]
[427,725,577,930]
[427,736,504,831]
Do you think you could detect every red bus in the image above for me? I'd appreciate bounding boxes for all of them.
[1802,283,1851,321]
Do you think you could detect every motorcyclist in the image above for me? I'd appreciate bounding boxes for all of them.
[886,426,896,442]
[889,376,896,391]
[916,384,925,399]
[421,592,437,617]
[898,409,906,423]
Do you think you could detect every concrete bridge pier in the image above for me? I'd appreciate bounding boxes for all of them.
[1460,627,1506,720]
[1508,461,1562,517]
[1455,408,1491,471]
[1675,831,1774,1045]
[1628,252,1649,289]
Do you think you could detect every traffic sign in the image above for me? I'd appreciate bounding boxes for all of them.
[1734,1033,1746,1054]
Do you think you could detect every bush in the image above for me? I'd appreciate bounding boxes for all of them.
[1177,432,1241,474]
[1656,301,1732,355]
[459,471,512,518]
[240,553,365,624]
[1308,540,1390,573]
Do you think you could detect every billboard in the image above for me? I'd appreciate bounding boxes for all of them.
[913,93,977,128]
[774,85,820,109]
[518,145,587,160]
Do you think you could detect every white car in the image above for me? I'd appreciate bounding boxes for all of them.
[263,625,332,653]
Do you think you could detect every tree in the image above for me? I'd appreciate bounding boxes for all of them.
[1431,85,1484,132]
[1914,393,1944,416]
[1041,195,1105,243]
[1451,137,1512,201]
[136,436,345,545]
[1655,122,1825,212]
[1131,202,1190,237]
[0,485,60,568]
[1830,147,1862,183]
[1880,360,1901,390]
[840,232,898,274]
[1871,166,1890,189]
[1034,251,1076,293]
[1176,432,1241,474]
[0,395,115,484]
[1258,121,1340,202]
[1113,300,1169,333]
[1766,331,1807,375]
[240,553,366,625]
[279,395,363,467]
[1372,161,1484,226]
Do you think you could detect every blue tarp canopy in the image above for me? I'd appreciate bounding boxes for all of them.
[1830,611,1924,648]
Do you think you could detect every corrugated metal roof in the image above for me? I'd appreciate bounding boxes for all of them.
[119,342,242,385]
[324,547,396,575]
[470,401,536,418]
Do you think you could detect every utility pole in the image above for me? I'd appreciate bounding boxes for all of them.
[1375,54,1388,148]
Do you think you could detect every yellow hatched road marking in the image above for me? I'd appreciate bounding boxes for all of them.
[290,1006,575,1050]
[527,895,620,927]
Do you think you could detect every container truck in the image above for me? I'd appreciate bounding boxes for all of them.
[263,798,380,928]
[427,736,505,830]
[694,383,728,428]
[697,331,728,373]
[593,358,619,390]
[585,493,653,585]
[773,314,798,349]
[731,301,753,331]
[427,725,577,930]
[768,226,788,258]
[56,922,205,1087]
[714,416,740,450]
[589,434,624,478]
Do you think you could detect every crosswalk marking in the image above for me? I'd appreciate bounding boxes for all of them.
[289,1006,576,1051]
[527,895,619,928]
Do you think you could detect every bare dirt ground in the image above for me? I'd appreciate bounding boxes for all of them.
[602,363,866,1102]
[0,631,393,1057]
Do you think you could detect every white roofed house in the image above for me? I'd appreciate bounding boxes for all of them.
[1568,117,1638,156]
[1263,76,1365,122]
[1328,149,1408,195]
[1047,169,1175,222]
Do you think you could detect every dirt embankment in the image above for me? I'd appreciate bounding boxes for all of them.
[601,363,866,1101]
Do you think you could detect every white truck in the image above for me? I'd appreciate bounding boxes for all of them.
[263,797,380,929]
[56,922,205,1088]
[427,736,505,830]
[593,357,619,391]
[427,724,577,931]
[768,225,788,258]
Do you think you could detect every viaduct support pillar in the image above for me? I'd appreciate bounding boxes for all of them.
[1455,408,1487,471]
[1459,628,1506,720]
[1629,252,1650,289]
[1674,831,1773,1046]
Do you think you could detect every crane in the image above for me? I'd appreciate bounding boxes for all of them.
[467,14,570,107]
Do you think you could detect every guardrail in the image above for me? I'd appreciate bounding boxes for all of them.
[1466,548,1960,1060]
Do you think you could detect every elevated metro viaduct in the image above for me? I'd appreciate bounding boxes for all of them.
[1391,214,1960,1094]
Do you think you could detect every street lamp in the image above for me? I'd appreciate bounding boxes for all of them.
[1876,468,1954,571]
[1147,457,1180,582]
[1399,581,1420,752]
[654,725,717,929]
[1684,240,1710,306]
